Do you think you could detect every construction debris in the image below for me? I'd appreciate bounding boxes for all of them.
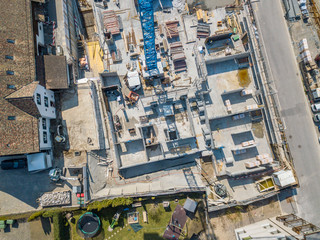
[103,10,120,35]
[39,191,71,207]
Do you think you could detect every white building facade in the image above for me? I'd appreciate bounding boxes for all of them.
[34,84,56,150]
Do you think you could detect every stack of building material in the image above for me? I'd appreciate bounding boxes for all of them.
[103,10,120,35]
[241,88,253,96]
[256,154,273,165]
[256,153,270,160]
[165,21,179,38]
[245,160,261,169]
[259,157,274,165]
[232,113,245,120]
[197,23,210,38]
[245,103,258,110]
[241,140,255,147]
[299,39,312,64]
[196,9,209,23]
[170,41,186,72]
[233,149,246,155]
[224,99,232,112]
[39,191,71,207]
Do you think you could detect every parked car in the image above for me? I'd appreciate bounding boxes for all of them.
[311,103,320,112]
[314,114,320,122]
[1,159,27,170]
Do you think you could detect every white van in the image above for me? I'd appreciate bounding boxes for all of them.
[311,103,320,112]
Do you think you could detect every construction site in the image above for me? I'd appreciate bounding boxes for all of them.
[0,0,304,220]
[52,0,297,212]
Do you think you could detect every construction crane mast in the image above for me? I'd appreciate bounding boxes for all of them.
[138,0,157,71]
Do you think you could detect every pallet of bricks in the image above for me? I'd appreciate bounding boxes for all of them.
[170,41,186,72]
[103,10,120,35]
[165,20,179,39]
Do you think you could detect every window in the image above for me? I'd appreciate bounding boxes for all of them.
[7,39,15,44]
[6,70,14,75]
[36,93,41,105]
[8,116,16,120]
[44,96,48,107]
[42,118,47,130]
[43,132,47,144]
[5,55,14,60]
[7,84,16,89]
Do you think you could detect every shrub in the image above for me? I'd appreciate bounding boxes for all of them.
[27,210,45,222]
[148,206,162,223]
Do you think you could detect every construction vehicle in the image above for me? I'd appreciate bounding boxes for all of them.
[49,168,79,182]
[125,91,139,105]
[122,86,139,105]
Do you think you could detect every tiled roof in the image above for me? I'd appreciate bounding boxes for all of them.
[0,0,40,156]
[42,55,69,90]
[5,82,38,99]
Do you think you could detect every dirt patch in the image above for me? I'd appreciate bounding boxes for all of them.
[200,159,216,184]
[251,121,264,138]
[238,69,251,87]
[209,197,282,240]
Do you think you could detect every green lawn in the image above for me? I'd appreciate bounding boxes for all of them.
[70,197,204,240]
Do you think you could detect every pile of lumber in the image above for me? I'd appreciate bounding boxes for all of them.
[197,23,210,38]
[103,10,120,35]
[165,20,179,39]
[170,41,186,72]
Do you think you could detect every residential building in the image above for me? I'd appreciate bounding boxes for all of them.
[0,0,56,157]
[49,0,83,81]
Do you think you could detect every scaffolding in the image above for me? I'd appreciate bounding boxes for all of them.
[138,0,157,70]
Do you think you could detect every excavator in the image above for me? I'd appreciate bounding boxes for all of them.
[49,168,79,182]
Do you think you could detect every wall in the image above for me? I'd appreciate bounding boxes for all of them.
[34,84,56,119]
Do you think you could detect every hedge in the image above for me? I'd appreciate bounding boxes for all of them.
[27,210,46,222]
[52,212,70,240]
[87,197,133,211]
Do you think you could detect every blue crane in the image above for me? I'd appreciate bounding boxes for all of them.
[138,0,157,71]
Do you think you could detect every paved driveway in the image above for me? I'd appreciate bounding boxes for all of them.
[0,167,59,215]
[252,0,320,225]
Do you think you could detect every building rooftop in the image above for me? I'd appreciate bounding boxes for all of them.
[0,0,40,156]
[183,198,198,213]
[38,55,69,90]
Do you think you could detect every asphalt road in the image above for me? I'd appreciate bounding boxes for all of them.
[251,0,320,225]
